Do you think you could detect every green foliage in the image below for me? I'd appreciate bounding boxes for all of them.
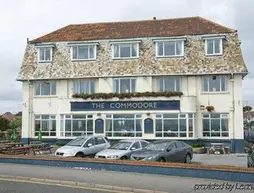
[9,118,22,129]
[0,117,11,131]
[191,143,204,148]
[243,106,252,112]
[73,91,183,100]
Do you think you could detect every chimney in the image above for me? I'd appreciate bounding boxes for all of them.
[153,16,156,20]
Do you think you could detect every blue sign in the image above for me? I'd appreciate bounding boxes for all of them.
[71,100,180,111]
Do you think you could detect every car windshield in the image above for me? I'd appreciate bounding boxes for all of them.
[144,142,168,151]
[66,137,88,146]
[109,142,132,150]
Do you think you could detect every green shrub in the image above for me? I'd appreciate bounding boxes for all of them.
[191,143,204,148]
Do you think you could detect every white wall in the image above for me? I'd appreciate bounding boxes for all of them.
[21,75,243,141]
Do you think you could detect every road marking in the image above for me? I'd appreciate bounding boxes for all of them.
[0,178,132,193]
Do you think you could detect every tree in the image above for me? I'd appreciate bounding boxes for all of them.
[243,106,252,112]
[0,117,11,140]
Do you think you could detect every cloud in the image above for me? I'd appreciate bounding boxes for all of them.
[0,0,253,113]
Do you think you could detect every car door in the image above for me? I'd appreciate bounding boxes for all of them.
[175,142,186,162]
[82,137,97,155]
[140,141,149,149]
[95,137,108,152]
[164,142,177,162]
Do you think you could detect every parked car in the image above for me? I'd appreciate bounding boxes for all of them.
[247,144,254,168]
[55,135,110,158]
[130,140,193,163]
[95,139,149,160]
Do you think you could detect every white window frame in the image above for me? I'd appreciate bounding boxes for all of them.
[202,113,229,137]
[37,47,53,63]
[71,44,97,61]
[156,76,181,92]
[34,81,56,96]
[113,78,136,93]
[155,40,184,57]
[34,115,56,137]
[201,75,228,92]
[73,80,96,94]
[111,42,139,59]
[205,38,223,56]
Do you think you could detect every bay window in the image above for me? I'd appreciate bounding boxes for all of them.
[106,114,142,137]
[35,81,56,96]
[114,78,136,93]
[34,115,56,136]
[202,113,229,137]
[73,80,95,94]
[155,113,195,137]
[60,114,93,137]
[112,43,139,59]
[201,75,227,92]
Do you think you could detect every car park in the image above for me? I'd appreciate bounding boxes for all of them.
[130,140,193,163]
[95,139,149,160]
[55,135,110,157]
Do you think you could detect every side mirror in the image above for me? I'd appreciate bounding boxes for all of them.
[130,147,136,151]
[87,143,93,147]
[166,148,171,152]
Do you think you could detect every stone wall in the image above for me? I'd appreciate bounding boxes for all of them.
[17,32,247,80]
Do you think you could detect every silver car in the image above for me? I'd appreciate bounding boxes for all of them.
[55,135,110,158]
[95,139,149,160]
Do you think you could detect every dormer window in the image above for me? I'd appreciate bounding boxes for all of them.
[205,38,223,56]
[71,45,96,61]
[111,42,139,59]
[155,40,184,57]
[38,47,52,63]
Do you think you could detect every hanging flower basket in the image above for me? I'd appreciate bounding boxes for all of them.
[206,106,215,112]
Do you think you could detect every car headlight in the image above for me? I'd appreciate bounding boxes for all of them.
[106,155,119,159]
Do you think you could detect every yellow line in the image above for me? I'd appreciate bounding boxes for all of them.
[0,178,131,193]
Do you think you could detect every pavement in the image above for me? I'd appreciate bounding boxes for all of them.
[0,163,253,193]
[192,154,247,167]
[0,180,112,193]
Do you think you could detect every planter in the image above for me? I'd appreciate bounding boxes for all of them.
[193,147,205,154]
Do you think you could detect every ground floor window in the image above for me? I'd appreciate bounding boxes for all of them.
[34,115,56,136]
[60,114,93,137]
[106,114,142,137]
[155,113,195,137]
[202,113,229,137]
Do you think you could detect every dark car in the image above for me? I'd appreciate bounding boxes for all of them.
[130,140,193,163]
[247,144,254,168]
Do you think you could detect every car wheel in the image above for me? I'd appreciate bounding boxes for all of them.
[120,156,128,160]
[158,157,166,162]
[184,154,191,164]
[75,152,84,157]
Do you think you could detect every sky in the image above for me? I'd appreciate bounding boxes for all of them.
[0,0,253,114]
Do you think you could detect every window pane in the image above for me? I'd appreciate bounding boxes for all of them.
[78,46,89,59]
[114,79,119,93]
[211,119,220,132]
[214,39,221,54]
[158,78,164,92]
[179,119,186,131]
[51,82,56,95]
[35,83,40,95]
[106,120,112,137]
[202,77,209,92]
[89,46,94,58]
[203,119,210,131]
[221,119,228,132]
[211,114,220,118]
[221,76,226,91]
[164,77,175,91]
[120,79,130,93]
[72,47,78,59]
[45,48,51,61]
[114,45,119,58]
[74,81,80,94]
[209,76,220,92]
[39,48,44,61]
[164,119,178,137]
[175,78,180,91]
[41,82,50,95]
[81,81,90,94]
[176,41,183,55]
[164,114,178,118]
[164,42,175,56]
[131,44,137,57]
[155,119,162,137]
[157,42,163,56]
[87,120,93,132]
[90,81,95,93]
[120,44,131,57]
[207,40,214,54]
[131,79,136,92]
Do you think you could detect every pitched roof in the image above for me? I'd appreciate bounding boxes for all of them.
[30,16,235,43]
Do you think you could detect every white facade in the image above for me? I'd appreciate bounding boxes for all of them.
[21,75,244,143]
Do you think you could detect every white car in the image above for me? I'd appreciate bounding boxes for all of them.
[55,135,110,158]
[95,139,149,160]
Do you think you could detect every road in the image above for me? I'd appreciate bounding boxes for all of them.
[0,163,253,193]
[0,180,112,193]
